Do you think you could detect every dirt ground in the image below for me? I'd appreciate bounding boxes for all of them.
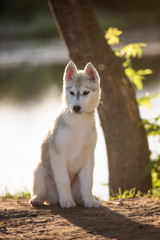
[0,197,160,240]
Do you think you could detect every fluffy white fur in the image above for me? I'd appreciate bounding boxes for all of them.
[29,61,102,208]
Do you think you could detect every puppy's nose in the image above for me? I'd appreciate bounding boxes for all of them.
[73,105,81,113]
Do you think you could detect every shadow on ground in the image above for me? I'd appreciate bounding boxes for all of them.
[0,198,160,239]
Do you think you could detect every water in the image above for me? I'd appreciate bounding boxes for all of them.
[0,38,159,200]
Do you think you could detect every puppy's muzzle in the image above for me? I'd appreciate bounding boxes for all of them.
[73,105,81,113]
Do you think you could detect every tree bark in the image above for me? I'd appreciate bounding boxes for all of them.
[48,0,151,193]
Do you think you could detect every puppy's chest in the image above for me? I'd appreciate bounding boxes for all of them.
[67,127,96,172]
[68,128,88,152]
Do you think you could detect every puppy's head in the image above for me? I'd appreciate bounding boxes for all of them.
[63,61,101,114]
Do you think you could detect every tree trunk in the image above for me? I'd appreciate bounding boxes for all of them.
[48,0,151,193]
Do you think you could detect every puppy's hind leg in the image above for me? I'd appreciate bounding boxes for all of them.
[45,175,59,205]
[29,163,47,206]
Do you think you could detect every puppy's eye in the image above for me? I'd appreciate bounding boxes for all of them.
[83,91,89,96]
[70,91,75,96]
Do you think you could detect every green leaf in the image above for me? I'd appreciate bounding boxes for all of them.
[120,43,146,59]
[125,67,153,90]
[125,67,143,90]
[137,69,153,76]
[104,28,122,45]
[122,60,130,68]
[137,92,159,109]
[137,96,152,109]
[140,115,160,136]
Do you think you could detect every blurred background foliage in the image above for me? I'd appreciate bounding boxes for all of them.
[0,0,160,101]
[0,0,160,40]
[0,64,64,101]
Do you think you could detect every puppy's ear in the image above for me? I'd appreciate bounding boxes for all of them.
[84,62,99,83]
[63,61,77,81]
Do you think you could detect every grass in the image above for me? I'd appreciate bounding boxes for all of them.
[0,189,31,200]
[110,187,160,200]
[1,179,160,201]
[0,14,58,40]
[110,188,142,200]
[1,187,160,201]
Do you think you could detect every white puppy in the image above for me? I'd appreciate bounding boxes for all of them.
[29,61,102,208]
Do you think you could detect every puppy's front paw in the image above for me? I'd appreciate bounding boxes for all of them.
[84,198,102,208]
[29,195,44,206]
[60,199,76,208]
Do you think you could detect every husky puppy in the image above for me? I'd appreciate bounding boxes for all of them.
[29,61,102,208]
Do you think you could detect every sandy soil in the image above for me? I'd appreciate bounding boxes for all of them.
[0,197,160,239]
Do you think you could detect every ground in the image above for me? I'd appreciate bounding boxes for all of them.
[0,197,160,240]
